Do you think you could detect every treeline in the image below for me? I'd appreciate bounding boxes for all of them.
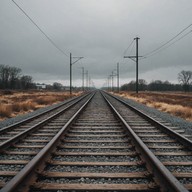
[120,70,192,92]
[121,79,192,92]
[0,64,34,89]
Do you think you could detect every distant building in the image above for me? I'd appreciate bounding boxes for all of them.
[36,83,46,90]
[63,86,70,91]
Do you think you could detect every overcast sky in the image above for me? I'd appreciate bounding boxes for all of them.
[0,0,192,88]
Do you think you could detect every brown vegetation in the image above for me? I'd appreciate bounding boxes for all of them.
[114,91,192,122]
[0,90,81,121]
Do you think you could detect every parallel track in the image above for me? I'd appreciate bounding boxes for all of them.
[0,90,192,191]
[0,92,94,190]
[103,91,192,191]
[0,93,89,148]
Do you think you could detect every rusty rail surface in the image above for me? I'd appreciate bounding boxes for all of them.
[102,92,189,192]
[0,92,88,135]
[0,92,92,150]
[1,92,95,192]
[0,90,192,191]
[104,91,192,149]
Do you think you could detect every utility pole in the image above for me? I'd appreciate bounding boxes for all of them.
[89,76,91,89]
[112,71,114,91]
[70,53,72,95]
[111,70,117,92]
[135,37,139,94]
[117,63,119,93]
[82,67,84,91]
[124,37,141,94]
[85,70,88,90]
[69,53,83,95]
[109,75,112,91]
[107,77,110,91]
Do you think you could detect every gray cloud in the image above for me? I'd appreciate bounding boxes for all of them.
[0,0,192,87]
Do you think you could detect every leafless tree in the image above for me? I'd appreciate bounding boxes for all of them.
[178,70,192,92]
[0,65,11,88]
[0,64,33,89]
[20,75,33,89]
[10,67,21,89]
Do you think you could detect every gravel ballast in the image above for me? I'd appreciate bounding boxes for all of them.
[114,94,192,134]
[0,100,70,129]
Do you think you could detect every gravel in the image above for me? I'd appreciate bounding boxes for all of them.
[52,155,140,162]
[114,94,192,134]
[63,142,130,146]
[7,147,41,152]
[0,164,25,171]
[65,137,127,140]
[57,148,133,153]
[140,137,171,140]
[45,165,147,173]
[158,155,192,162]
[167,165,192,172]
[150,148,188,152]
[0,176,12,183]
[67,132,124,135]
[0,95,81,129]
[148,143,182,146]
[39,177,152,184]
[1,92,191,138]
[19,142,48,145]
[178,178,192,184]
[0,154,34,160]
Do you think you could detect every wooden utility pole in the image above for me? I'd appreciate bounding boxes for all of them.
[70,53,72,95]
[85,70,88,90]
[69,53,83,95]
[117,63,120,92]
[107,77,110,91]
[135,37,139,94]
[124,37,141,94]
[82,67,84,91]
[112,71,114,91]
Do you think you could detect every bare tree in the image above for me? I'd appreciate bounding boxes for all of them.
[138,79,147,91]
[0,65,11,88]
[178,70,192,92]
[0,64,31,89]
[20,75,33,89]
[10,67,21,89]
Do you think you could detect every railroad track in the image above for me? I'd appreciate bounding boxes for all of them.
[0,92,90,147]
[0,92,94,190]
[0,90,192,191]
[103,91,192,191]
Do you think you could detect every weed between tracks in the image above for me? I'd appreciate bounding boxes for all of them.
[114,91,192,122]
[0,91,82,121]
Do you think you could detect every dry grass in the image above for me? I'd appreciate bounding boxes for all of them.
[0,104,12,118]
[114,91,192,122]
[12,101,37,112]
[0,91,81,121]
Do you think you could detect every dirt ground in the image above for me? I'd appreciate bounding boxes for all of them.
[0,90,82,121]
[114,91,192,122]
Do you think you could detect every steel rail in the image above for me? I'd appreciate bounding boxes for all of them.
[0,92,88,134]
[0,92,95,192]
[101,91,188,192]
[0,92,92,150]
[105,91,192,149]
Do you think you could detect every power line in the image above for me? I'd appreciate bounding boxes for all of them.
[123,39,134,55]
[12,0,69,57]
[129,41,135,55]
[143,23,192,58]
[141,30,192,59]
[114,39,135,65]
